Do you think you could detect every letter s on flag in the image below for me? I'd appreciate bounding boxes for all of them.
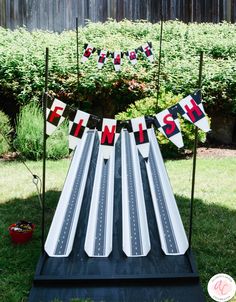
[163,113,176,135]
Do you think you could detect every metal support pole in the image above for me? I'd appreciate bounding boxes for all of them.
[188,51,203,249]
[42,47,49,253]
[76,17,80,110]
[155,0,164,112]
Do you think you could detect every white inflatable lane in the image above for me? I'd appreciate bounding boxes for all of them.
[84,149,115,257]
[45,130,96,257]
[146,128,189,255]
[122,129,151,257]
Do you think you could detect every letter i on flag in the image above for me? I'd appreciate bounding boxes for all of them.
[68,110,91,151]
[99,118,118,159]
[130,116,150,159]
[46,98,67,137]
[141,42,154,62]
[154,108,184,148]
[81,44,95,62]
[179,91,210,132]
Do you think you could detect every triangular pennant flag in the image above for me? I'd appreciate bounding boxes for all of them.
[99,118,118,159]
[68,110,91,151]
[179,92,210,132]
[97,50,108,69]
[127,50,137,65]
[86,114,101,130]
[141,42,154,62]
[130,116,150,159]
[113,51,122,71]
[154,109,184,148]
[116,120,132,133]
[81,44,95,63]
[46,98,67,137]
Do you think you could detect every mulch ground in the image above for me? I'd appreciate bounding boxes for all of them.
[197,146,236,158]
[1,147,236,161]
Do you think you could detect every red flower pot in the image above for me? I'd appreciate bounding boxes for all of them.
[9,222,35,244]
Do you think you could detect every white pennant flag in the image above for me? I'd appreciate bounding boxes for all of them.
[179,93,210,132]
[46,98,67,137]
[141,42,154,62]
[68,110,91,151]
[99,118,118,159]
[127,50,137,65]
[97,50,108,69]
[81,44,94,63]
[113,51,122,71]
[130,116,150,159]
[155,109,184,148]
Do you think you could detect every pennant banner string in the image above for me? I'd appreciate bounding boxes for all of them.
[46,90,210,151]
[81,42,155,71]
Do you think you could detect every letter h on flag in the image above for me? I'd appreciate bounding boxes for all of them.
[46,98,68,137]
[179,91,210,132]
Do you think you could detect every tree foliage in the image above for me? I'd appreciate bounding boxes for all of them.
[0,20,235,117]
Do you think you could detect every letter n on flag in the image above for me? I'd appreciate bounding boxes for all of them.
[99,118,118,159]
[179,91,210,132]
[46,98,67,137]
[68,110,91,151]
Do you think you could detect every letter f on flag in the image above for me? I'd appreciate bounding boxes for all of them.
[46,98,67,137]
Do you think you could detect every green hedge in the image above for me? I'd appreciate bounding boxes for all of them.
[0,20,235,117]
[0,111,12,156]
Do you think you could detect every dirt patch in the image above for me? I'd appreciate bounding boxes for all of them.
[0,152,20,161]
[1,147,236,162]
[197,147,236,158]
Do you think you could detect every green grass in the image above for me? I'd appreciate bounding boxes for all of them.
[0,157,236,301]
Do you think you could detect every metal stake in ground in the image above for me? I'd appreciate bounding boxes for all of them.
[189,51,204,248]
[76,17,81,110]
[42,47,49,253]
[155,3,164,112]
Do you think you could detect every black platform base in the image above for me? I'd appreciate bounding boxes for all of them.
[29,250,205,302]
[29,136,205,301]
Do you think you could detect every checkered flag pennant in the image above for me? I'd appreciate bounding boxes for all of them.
[81,44,95,63]
[68,109,91,151]
[154,108,184,148]
[178,91,210,132]
[97,50,108,69]
[98,118,118,159]
[46,98,68,137]
[141,42,154,62]
[130,116,150,159]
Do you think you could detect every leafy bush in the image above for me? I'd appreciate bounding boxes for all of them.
[116,90,207,157]
[14,103,69,160]
[0,110,12,155]
[0,20,235,118]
